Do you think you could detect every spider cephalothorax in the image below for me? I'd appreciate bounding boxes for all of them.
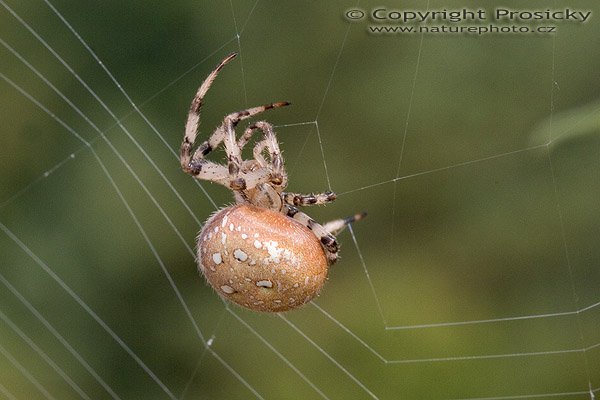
[181,53,365,312]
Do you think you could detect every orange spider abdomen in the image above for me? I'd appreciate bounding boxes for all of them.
[197,204,329,312]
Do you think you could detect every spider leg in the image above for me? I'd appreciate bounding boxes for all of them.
[222,102,288,148]
[282,191,337,206]
[181,52,237,173]
[237,124,260,150]
[227,168,272,191]
[187,164,273,198]
[181,50,289,175]
[237,118,285,149]
[222,118,285,186]
[284,205,339,265]
[323,212,367,236]
[240,121,287,186]
[187,160,230,183]
[192,109,287,193]
[186,102,289,175]
[237,125,272,169]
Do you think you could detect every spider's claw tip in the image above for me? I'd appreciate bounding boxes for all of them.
[274,101,291,108]
[342,211,367,226]
[353,211,368,222]
[222,52,238,64]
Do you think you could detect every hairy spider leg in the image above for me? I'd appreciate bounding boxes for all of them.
[284,205,339,265]
[241,121,286,187]
[323,211,368,235]
[282,191,337,206]
[181,51,289,176]
[221,105,286,175]
[181,52,237,173]
[186,102,289,176]
[195,101,289,165]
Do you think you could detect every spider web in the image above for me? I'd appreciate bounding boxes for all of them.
[1,0,599,399]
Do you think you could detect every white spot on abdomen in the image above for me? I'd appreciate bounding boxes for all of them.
[256,280,273,288]
[233,249,248,262]
[263,240,287,264]
[212,253,223,265]
[220,285,235,294]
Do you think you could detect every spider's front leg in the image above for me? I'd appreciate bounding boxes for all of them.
[181,53,237,174]
[181,51,289,177]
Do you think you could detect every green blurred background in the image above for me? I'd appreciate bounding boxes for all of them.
[1,0,599,399]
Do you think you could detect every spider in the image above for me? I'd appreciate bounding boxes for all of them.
[181,53,365,312]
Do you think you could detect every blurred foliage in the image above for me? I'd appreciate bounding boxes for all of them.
[1,0,599,399]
